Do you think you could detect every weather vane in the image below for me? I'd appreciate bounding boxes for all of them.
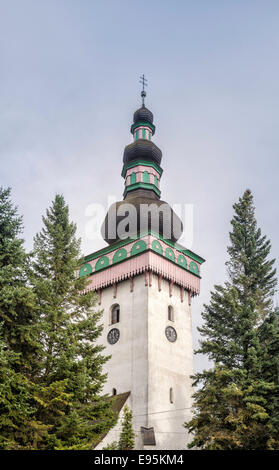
[139,74,147,105]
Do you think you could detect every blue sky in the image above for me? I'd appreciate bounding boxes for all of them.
[1,0,279,371]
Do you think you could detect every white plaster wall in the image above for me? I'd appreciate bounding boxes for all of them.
[98,274,148,449]
[96,273,194,450]
[147,276,193,449]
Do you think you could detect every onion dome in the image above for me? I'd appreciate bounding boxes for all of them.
[123,139,162,165]
[130,105,156,136]
[101,77,183,245]
[133,105,153,125]
[101,190,183,245]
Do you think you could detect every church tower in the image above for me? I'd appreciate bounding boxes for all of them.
[79,82,205,450]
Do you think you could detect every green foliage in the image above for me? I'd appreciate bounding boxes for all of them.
[0,187,39,371]
[0,326,32,449]
[0,187,44,449]
[118,405,135,450]
[103,405,135,450]
[29,194,117,449]
[0,189,116,449]
[185,190,279,449]
[102,440,118,450]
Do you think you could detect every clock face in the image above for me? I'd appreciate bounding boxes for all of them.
[165,326,177,343]
[107,328,120,345]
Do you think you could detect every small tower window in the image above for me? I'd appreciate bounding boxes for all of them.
[148,131,151,140]
[143,171,150,183]
[130,172,137,185]
[170,387,174,404]
[112,388,117,396]
[136,129,139,140]
[142,128,146,139]
[111,304,120,324]
[168,306,174,322]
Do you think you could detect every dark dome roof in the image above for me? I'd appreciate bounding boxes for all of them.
[123,139,162,165]
[133,105,153,125]
[101,193,183,245]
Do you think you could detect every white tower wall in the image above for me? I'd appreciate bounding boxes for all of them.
[97,272,194,450]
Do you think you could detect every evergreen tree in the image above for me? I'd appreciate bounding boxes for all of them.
[0,325,30,449]
[30,194,117,449]
[257,307,279,445]
[0,187,44,449]
[185,190,279,449]
[102,405,135,450]
[0,187,39,371]
[118,406,135,450]
[102,440,118,450]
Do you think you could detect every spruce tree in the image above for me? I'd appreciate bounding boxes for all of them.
[257,307,279,445]
[0,187,44,449]
[0,325,30,449]
[118,406,135,450]
[0,187,39,371]
[30,194,116,449]
[102,405,135,450]
[185,190,279,449]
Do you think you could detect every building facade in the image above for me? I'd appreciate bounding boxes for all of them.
[79,92,205,449]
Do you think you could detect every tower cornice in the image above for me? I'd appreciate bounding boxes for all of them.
[82,231,205,264]
[79,233,205,296]
[123,182,161,198]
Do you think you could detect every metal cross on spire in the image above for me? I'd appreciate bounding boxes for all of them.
[139,74,147,106]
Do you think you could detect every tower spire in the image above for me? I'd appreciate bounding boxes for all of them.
[139,74,147,106]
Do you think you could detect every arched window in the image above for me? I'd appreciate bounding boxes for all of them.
[112,388,117,396]
[143,171,150,183]
[130,172,137,185]
[168,306,174,322]
[111,304,120,324]
[170,387,174,404]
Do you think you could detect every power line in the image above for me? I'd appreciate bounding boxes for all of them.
[134,433,187,436]
[134,416,190,425]
[132,406,192,418]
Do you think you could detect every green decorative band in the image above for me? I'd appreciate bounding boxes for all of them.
[113,248,127,264]
[177,254,187,269]
[121,160,163,179]
[80,245,201,280]
[95,256,110,271]
[189,260,199,275]
[82,229,205,266]
[123,182,161,198]
[79,263,93,277]
[131,240,147,255]
[180,249,205,265]
[130,121,155,135]
[152,239,163,255]
[165,247,175,262]
[83,238,139,263]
